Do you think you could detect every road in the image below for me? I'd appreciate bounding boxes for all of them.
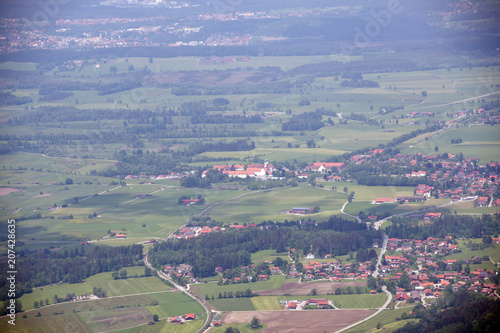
[335,285,392,333]
[340,200,361,223]
[143,253,211,333]
[373,233,389,278]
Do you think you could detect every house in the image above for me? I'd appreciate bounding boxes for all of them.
[184,313,195,320]
[396,292,409,301]
[477,197,489,207]
[182,199,200,205]
[370,290,377,295]
[304,162,346,172]
[425,213,441,219]
[115,233,126,239]
[170,316,182,323]
[305,253,315,259]
[288,301,297,309]
[307,299,329,308]
[213,321,222,327]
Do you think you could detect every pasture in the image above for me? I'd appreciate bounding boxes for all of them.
[203,183,347,223]
[114,320,204,333]
[20,267,170,311]
[343,307,415,333]
[406,125,500,162]
[250,249,291,264]
[144,292,205,318]
[192,275,289,300]
[275,293,386,309]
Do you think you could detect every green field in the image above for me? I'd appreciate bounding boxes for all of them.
[407,125,500,162]
[277,293,387,309]
[20,267,170,311]
[114,319,204,333]
[145,292,206,318]
[204,183,347,223]
[208,298,256,311]
[193,275,289,299]
[250,249,291,263]
[343,307,416,333]
[445,240,500,267]
[251,296,282,310]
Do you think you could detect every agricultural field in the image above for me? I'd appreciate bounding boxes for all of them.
[203,183,348,223]
[221,309,374,333]
[250,249,291,263]
[114,320,204,333]
[20,267,170,311]
[255,281,367,296]
[192,275,290,300]
[446,240,500,265]
[343,308,416,333]
[275,293,387,309]
[1,5,500,331]
[210,322,267,333]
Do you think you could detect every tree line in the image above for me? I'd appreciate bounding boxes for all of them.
[0,244,143,303]
[148,216,380,278]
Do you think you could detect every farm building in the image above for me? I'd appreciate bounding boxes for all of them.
[375,198,395,204]
[184,313,195,320]
[287,207,312,215]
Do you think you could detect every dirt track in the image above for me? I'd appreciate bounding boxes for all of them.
[222,309,373,333]
[255,281,367,296]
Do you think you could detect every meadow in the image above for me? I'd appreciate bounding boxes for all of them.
[203,183,347,223]
[19,266,170,311]
[343,307,416,333]
[250,249,291,263]
[192,275,290,300]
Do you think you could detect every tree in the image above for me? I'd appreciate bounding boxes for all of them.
[421,90,427,97]
[65,178,73,185]
[225,328,240,333]
[310,288,317,296]
[145,267,153,277]
[435,145,439,152]
[119,269,127,279]
[128,65,135,72]
[73,197,79,204]
[306,139,316,148]
[153,314,159,322]
[34,301,39,308]
[250,317,261,329]
[109,66,118,74]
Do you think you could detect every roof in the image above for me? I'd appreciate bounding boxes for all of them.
[184,313,195,320]
[375,198,394,202]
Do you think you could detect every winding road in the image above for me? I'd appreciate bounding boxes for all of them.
[143,253,211,333]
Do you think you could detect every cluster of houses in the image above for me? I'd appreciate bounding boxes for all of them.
[281,299,334,310]
[164,264,197,283]
[288,260,372,281]
[175,223,263,239]
[214,264,283,284]
[203,160,275,179]
[381,237,498,300]
[285,236,498,300]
